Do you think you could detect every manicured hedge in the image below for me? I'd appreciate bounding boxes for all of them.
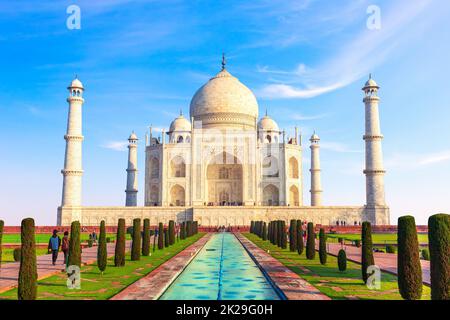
[306,222,315,260]
[319,228,327,265]
[361,221,374,284]
[169,220,175,245]
[68,221,81,267]
[114,218,126,267]
[158,223,164,250]
[18,218,37,300]
[338,249,347,272]
[142,219,150,256]
[131,218,141,261]
[97,220,107,273]
[296,220,304,255]
[397,215,422,300]
[428,214,449,300]
[289,220,297,252]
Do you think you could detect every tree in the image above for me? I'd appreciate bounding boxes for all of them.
[68,221,81,268]
[180,222,185,240]
[18,218,37,300]
[158,223,164,249]
[289,220,297,252]
[164,228,169,247]
[169,220,175,245]
[262,222,267,241]
[250,221,254,234]
[338,249,347,272]
[114,218,126,267]
[397,216,422,300]
[0,220,4,268]
[428,214,449,300]
[306,222,315,260]
[97,220,107,274]
[296,220,304,255]
[131,218,141,261]
[361,221,375,284]
[142,218,150,256]
[319,228,327,265]
[281,221,287,249]
[273,221,278,246]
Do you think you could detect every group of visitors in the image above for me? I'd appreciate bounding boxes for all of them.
[47,229,69,266]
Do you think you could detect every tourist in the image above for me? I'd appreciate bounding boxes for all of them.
[92,230,98,244]
[61,231,69,265]
[48,229,61,266]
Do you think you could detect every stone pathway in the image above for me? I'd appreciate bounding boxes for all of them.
[323,242,431,285]
[111,234,211,300]
[235,233,330,300]
[0,241,131,294]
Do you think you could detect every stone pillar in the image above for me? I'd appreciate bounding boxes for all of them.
[125,132,138,206]
[309,132,322,206]
[61,78,84,213]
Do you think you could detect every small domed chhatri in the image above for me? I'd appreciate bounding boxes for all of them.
[58,60,390,228]
[128,132,138,141]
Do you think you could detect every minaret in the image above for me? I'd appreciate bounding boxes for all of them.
[309,132,322,206]
[363,75,386,210]
[61,77,84,209]
[125,132,138,206]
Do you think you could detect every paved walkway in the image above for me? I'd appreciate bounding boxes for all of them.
[0,241,131,294]
[323,242,431,285]
[111,234,211,300]
[236,233,330,300]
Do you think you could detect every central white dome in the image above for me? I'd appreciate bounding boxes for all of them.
[189,68,259,129]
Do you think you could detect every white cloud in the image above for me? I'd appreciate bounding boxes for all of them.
[386,150,450,170]
[290,113,331,121]
[101,141,128,152]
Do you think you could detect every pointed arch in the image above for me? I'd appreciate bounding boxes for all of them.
[150,157,159,179]
[170,155,186,177]
[289,185,299,206]
[263,184,279,206]
[288,157,299,179]
[170,184,185,206]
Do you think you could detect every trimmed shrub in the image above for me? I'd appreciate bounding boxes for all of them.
[281,221,287,249]
[296,220,304,255]
[354,239,361,247]
[289,220,297,252]
[18,218,37,300]
[421,248,430,261]
[153,227,157,251]
[14,248,21,262]
[0,220,3,267]
[131,218,141,261]
[164,228,169,247]
[338,237,344,244]
[169,220,175,245]
[106,237,111,243]
[186,221,192,237]
[114,218,126,267]
[386,245,396,253]
[272,222,278,245]
[97,220,107,274]
[180,222,186,240]
[142,219,150,256]
[68,221,81,268]
[397,216,422,300]
[250,221,255,234]
[361,221,374,284]
[306,222,315,260]
[158,223,164,250]
[319,228,327,265]
[428,214,449,300]
[87,239,93,248]
[338,249,347,272]
[275,221,281,247]
[262,222,267,241]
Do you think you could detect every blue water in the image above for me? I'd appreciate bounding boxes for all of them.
[159,233,281,300]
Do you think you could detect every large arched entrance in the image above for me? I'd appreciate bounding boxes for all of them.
[263,184,279,206]
[206,152,243,206]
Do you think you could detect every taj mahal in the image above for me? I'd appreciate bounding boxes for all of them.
[57,57,390,227]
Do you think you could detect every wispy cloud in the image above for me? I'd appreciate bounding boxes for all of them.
[386,150,450,170]
[321,142,363,153]
[101,141,128,152]
[257,0,435,99]
[290,113,331,121]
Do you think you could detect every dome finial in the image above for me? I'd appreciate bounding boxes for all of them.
[265,108,268,117]
[221,52,226,70]
[180,108,183,116]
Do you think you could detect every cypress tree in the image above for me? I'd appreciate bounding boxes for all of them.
[18,218,37,300]
[281,221,287,249]
[319,228,327,265]
[306,222,315,260]
[114,219,126,267]
[361,221,375,284]
[142,219,150,256]
[273,221,279,246]
[164,228,169,247]
[68,221,81,267]
[428,214,450,300]
[158,223,164,249]
[262,222,267,240]
[186,221,192,237]
[0,220,4,268]
[169,220,175,245]
[338,249,347,272]
[180,222,185,240]
[131,218,141,261]
[250,221,254,234]
[289,220,297,252]
[297,220,304,255]
[397,216,422,300]
[153,227,157,251]
[97,220,107,274]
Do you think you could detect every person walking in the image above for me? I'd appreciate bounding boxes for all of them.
[48,229,61,265]
[61,231,69,265]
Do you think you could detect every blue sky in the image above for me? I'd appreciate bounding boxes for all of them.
[0,0,449,225]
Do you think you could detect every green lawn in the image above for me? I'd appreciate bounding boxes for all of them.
[326,233,428,244]
[1,233,131,244]
[0,233,204,300]
[1,248,50,263]
[244,233,430,300]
